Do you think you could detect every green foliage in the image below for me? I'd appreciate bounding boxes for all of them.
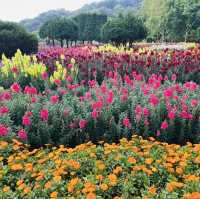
[74,13,108,42]
[0,21,38,57]
[101,14,147,45]
[39,17,78,46]
[142,0,200,42]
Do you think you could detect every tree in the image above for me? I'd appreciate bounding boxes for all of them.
[0,21,38,57]
[39,18,78,47]
[142,0,200,42]
[74,13,107,43]
[101,14,147,46]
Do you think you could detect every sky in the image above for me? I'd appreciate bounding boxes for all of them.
[0,0,99,22]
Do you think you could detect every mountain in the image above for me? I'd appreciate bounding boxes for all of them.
[20,9,71,32]
[20,0,142,32]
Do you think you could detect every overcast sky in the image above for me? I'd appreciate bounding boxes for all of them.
[0,0,99,22]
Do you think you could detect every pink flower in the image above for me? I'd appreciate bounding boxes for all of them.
[79,119,87,129]
[191,99,198,107]
[171,74,177,81]
[11,83,20,93]
[0,124,8,136]
[149,94,159,107]
[68,63,73,69]
[168,111,175,120]
[18,129,27,140]
[123,117,131,128]
[91,110,98,119]
[22,115,31,126]
[31,97,37,103]
[156,130,161,136]
[143,107,150,117]
[24,86,37,95]
[135,105,142,115]
[40,109,49,121]
[66,75,73,83]
[41,72,48,80]
[183,82,199,91]
[161,121,168,130]
[106,90,114,104]
[0,106,9,114]
[163,88,173,98]
[50,95,59,104]
[92,101,103,110]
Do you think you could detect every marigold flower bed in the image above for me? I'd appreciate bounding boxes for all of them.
[0,136,200,198]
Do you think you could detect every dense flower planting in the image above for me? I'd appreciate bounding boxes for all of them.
[1,44,200,197]
[1,73,200,147]
[0,44,200,92]
[0,136,200,198]
[37,44,200,84]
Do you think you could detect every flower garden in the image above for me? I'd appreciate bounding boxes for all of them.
[1,43,200,198]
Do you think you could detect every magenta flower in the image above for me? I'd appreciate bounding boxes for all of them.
[40,109,49,121]
[22,115,31,126]
[0,106,9,114]
[91,110,98,119]
[79,119,87,129]
[18,129,27,140]
[168,111,175,120]
[149,94,159,107]
[50,95,59,104]
[161,121,168,130]
[123,117,131,128]
[0,124,8,136]
[11,83,20,93]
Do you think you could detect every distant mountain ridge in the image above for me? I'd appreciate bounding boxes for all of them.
[20,0,142,32]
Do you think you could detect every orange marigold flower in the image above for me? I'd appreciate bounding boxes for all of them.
[100,183,108,191]
[3,186,10,192]
[127,157,137,164]
[148,186,157,195]
[50,191,58,198]
[195,156,200,164]
[11,163,23,171]
[53,175,62,182]
[184,192,200,199]
[45,181,52,189]
[145,158,153,165]
[108,173,117,186]
[86,192,96,199]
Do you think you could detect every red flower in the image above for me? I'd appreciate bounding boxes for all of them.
[40,109,49,121]
[11,83,20,93]
[0,124,8,136]
[18,129,27,140]
[50,95,59,104]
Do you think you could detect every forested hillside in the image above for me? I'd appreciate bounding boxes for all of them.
[20,0,142,32]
